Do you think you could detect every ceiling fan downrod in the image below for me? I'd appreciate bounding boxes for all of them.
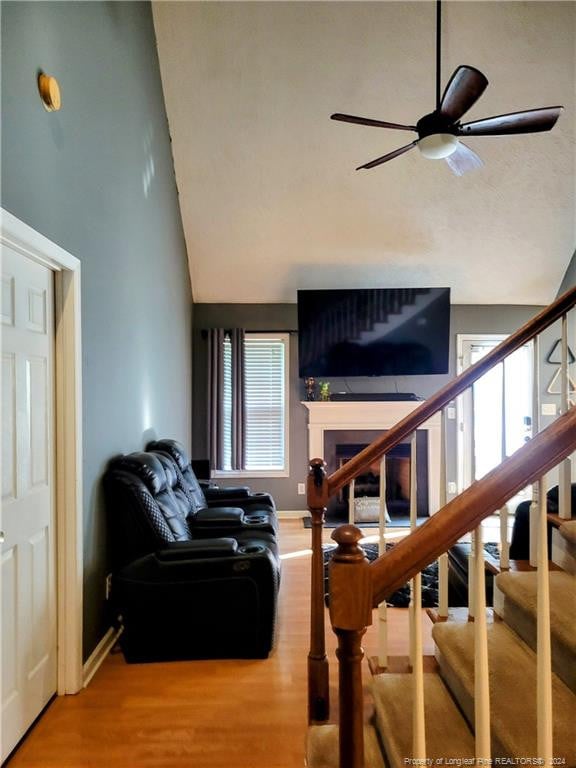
[436,0,442,111]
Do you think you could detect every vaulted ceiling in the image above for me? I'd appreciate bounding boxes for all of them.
[152,1,575,305]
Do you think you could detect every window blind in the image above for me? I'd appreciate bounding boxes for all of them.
[244,337,286,471]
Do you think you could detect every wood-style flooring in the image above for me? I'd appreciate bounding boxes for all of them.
[6,520,434,768]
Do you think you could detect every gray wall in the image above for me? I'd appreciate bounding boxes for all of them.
[193,303,566,511]
[1,1,192,659]
[557,251,576,296]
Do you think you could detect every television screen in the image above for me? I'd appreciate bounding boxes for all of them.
[297,287,451,377]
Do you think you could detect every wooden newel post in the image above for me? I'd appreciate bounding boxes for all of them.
[329,525,373,768]
[307,458,330,723]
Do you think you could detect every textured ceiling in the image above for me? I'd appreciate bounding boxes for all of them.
[153,1,576,305]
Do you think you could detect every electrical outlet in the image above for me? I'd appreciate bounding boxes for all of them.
[105,573,113,600]
[297,482,306,495]
[448,481,457,495]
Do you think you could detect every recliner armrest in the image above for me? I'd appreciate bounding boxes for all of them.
[194,507,245,526]
[155,539,238,561]
[203,485,251,499]
[206,494,276,513]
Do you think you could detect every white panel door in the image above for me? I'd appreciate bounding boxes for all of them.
[1,246,56,762]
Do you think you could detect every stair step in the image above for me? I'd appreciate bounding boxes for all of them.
[368,654,438,675]
[306,724,385,768]
[433,620,576,763]
[558,519,576,543]
[547,513,576,530]
[494,570,576,693]
[426,607,496,624]
[371,672,474,765]
[553,523,576,574]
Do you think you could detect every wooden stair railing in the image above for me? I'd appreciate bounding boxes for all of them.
[368,406,576,603]
[329,285,576,497]
[329,405,576,768]
[306,285,576,723]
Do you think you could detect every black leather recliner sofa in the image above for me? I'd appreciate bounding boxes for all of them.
[105,451,280,662]
[147,438,277,524]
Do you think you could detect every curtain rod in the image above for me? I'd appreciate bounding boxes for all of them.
[201,329,297,338]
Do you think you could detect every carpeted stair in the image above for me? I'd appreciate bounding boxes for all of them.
[494,570,576,693]
[552,520,576,575]
[371,673,475,765]
[308,566,576,766]
[432,620,576,765]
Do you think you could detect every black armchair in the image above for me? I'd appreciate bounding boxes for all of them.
[104,452,280,661]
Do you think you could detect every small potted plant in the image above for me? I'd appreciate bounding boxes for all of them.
[318,381,331,401]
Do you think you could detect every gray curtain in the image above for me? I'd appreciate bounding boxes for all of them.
[230,328,245,471]
[207,328,225,469]
[207,328,245,471]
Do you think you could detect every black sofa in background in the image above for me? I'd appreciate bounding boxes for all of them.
[509,483,576,560]
[447,484,576,607]
[147,438,278,531]
[104,450,280,662]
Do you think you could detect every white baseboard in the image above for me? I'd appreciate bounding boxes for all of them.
[278,509,309,519]
[82,626,121,688]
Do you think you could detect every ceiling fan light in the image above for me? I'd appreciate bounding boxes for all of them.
[418,133,459,159]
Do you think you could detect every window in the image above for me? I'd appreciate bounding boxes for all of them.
[457,334,533,489]
[219,333,289,476]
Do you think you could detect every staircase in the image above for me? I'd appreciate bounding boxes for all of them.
[303,286,576,767]
[308,562,576,766]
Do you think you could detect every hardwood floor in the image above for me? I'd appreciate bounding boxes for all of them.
[6,520,434,768]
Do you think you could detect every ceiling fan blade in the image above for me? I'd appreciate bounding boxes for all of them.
[439,66,489,122]
[445,141,484,177]
[331,113,417,132]
[459,106,563,136]
[356,141,419,170]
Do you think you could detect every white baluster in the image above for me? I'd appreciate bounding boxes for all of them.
[530,337,541,567]
[438,408,449,618]
[409,433,426,760]
[499,361,509,566]
[348,478,355,525]
[473,524,491,762]
[409,433,418,664]
[499,503,510,570]
[468,530,476,619]
[559,458,572,521]
[536,475,553,762]
[410,433,418,532]
[529,491,539,569]
[438,553,449,619]
[378,456,388,669]
[501,359,507,464]
[468,387,477,615]
[559,314,572,520]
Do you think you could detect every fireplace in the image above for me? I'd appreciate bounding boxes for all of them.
[302,400,441,524]
[324,429,429,522]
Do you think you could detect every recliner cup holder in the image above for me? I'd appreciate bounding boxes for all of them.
[245,514,267,525]
[239,544,265,554]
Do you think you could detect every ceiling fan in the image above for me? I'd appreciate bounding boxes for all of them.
[331,1,563,176]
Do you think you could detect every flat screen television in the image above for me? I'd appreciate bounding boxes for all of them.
[297,287,451,377]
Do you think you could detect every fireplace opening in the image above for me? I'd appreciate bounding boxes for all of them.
[324,429,429,524]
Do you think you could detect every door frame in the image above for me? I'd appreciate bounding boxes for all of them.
[1,209,83,695]
[456,334,507,492]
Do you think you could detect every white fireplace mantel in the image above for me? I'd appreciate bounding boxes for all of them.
[302,400,442,515]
